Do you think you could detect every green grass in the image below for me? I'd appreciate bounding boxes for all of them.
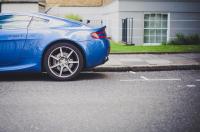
[110,41,200,53]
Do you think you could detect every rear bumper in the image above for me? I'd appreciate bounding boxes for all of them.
[103,56,109,64]
[78,39,110,68]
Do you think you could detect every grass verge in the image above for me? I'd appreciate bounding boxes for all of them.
[110,41,200,53]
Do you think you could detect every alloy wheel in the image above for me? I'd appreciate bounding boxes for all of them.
[48,46,80,78]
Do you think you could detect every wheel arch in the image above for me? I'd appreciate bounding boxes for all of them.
[41,39,86,72]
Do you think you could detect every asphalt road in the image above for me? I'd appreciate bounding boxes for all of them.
[0,70,200,132]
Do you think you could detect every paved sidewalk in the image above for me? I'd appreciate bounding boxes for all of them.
[93,53,200,71]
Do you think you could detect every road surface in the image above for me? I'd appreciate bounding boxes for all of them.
[0,70,200,132]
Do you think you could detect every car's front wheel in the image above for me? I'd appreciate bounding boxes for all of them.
[44,43,83,81]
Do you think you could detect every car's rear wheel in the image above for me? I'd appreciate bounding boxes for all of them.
[44,43,83,81]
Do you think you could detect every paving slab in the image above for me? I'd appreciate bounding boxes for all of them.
[93,53,200,71]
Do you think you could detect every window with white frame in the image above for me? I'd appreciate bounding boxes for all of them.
[144,14,168,44]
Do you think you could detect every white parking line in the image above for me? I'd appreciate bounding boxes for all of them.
[196,79,200,82]
[120,79,181,82]
[141,76,181,81]
[120,79,145,82]
[187,85,196,88]
[148,78,181,81]
[120,75,181,82]
[140,76,149,80]
[129,71,136,74]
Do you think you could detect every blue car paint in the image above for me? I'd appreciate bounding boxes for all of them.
[0,13,110,73]
[0,29,28,66]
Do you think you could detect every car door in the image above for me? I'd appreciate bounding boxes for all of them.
[0,15,31,66]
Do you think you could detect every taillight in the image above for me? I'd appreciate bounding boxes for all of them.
[91,32,100,39]
[91,29,107,39]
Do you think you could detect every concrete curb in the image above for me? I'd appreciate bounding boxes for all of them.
[110,52,200,55]
[89,65,200,72]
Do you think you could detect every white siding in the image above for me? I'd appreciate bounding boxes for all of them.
[170,13,200,38]
[1,3,38,13]
[119,1,200,12]
[103,12,120,41]
[118,0,200,44]
[102,0,119,41]
[47,6,103,19]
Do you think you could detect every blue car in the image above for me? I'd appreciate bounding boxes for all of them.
[0,13,110,81]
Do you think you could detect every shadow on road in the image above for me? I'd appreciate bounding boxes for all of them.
[0,72,107,82]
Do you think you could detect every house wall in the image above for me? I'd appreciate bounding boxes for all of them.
[45,0,112,6]
[170,13,200,38]
[47,6,103,19]
[46,0,102,6]
[117,0,200,45]
[119,1,200,12]
[1,3,39,13]
[101,0,119,41]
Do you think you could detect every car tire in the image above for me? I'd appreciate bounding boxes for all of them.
[44,43,84,81]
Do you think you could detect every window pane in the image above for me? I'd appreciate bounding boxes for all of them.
[0,15,13,21]
[162,14,168,21]
[156,29,161,36]
[155,20,161,28]
[29,17,49,28]
[150,14,155,20]
[144,13,168,44]
[0,15,31,29]
[150,36,155,43]
[156,36,161,43]
[150,29,156,36]
[144,15,149,21]
[144,29,150,36]
[49,19,71,27]
[150,21,155,28]
[162,36,167,43]
[155,14,161,21]
[144,21,149,28]
[10,15,30,21]
[144,36,149,43]
[162,21,168,28]
[162,30,167,36]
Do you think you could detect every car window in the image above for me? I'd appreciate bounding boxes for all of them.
[0,15,31,30]
[29,17,49,29]
[48,19,69,27]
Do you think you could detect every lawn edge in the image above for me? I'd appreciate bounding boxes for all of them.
[110,52,200,54]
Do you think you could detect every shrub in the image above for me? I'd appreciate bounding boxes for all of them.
[167,33,200,45]
[64,14,82,21]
